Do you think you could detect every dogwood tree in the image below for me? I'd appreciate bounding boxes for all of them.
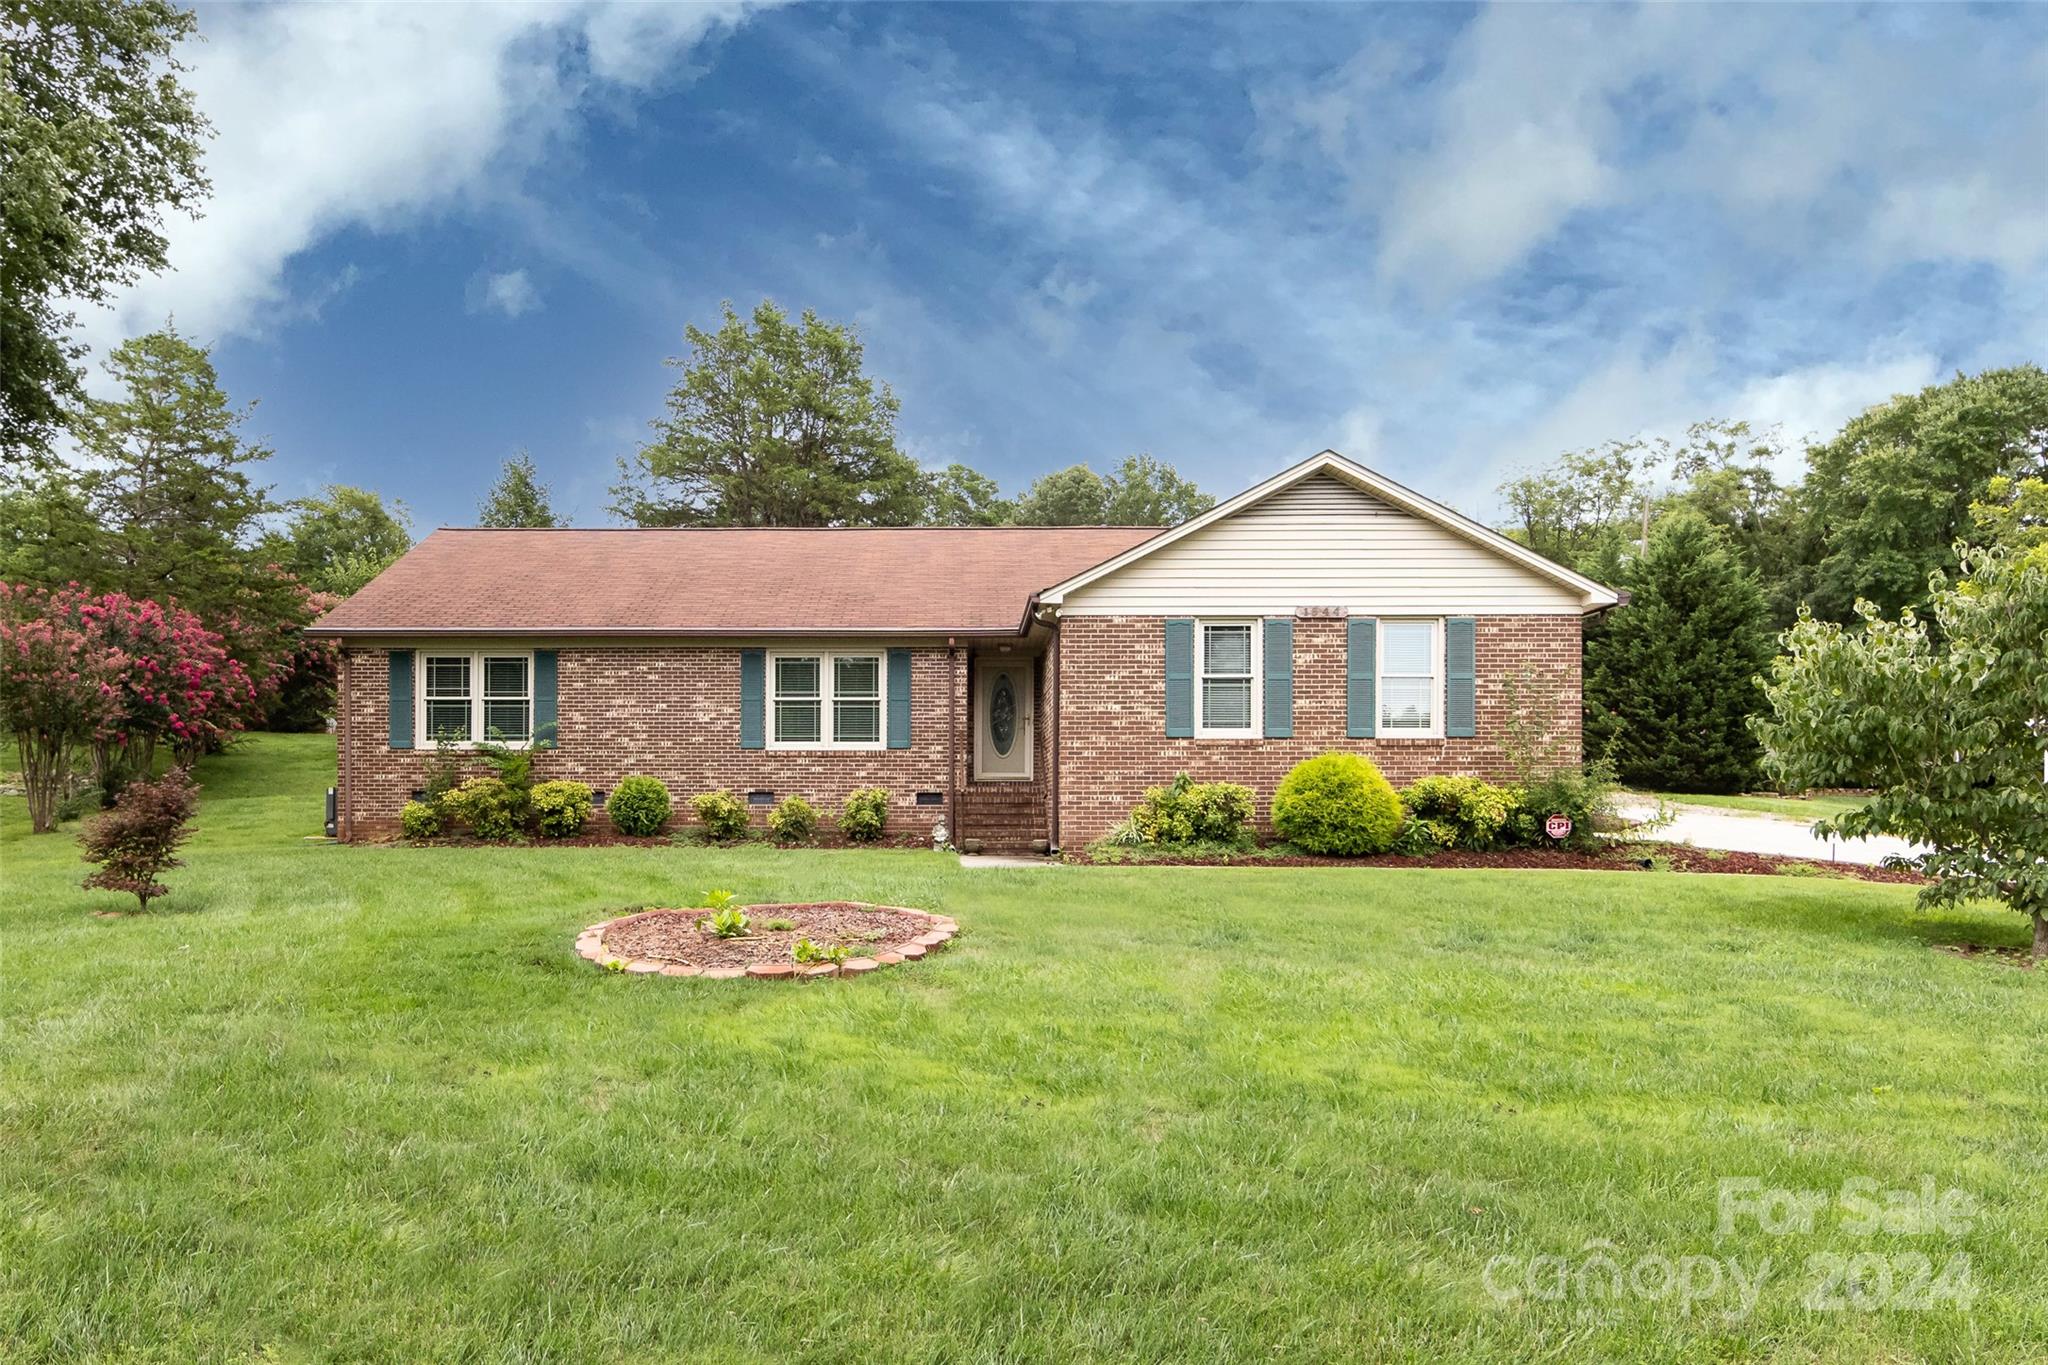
[1756,549,2048,956]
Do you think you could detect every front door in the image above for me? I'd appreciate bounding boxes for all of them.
[974,661,1033,780]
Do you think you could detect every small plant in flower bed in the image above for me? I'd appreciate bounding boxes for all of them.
[442,776,525,840]
[1130,773,1255,846]
[698,906,751,938]
[791,937,850,966]
[608,776,672,836]
[1271,753,1402,855]
[689,789,749,841]
[698,888,738,910]
[761,916,797,932]
[79,766,199,911]
[399,799,443,840]
[530,780,594,837]
[767,794,818,845]
[838,787,890,843]
[1398,776,1519,851]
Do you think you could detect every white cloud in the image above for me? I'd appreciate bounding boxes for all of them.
[70,1,761,355]
[1274,5,2048,292]
[467,268,541,319]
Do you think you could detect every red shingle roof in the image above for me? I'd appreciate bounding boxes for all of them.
[309,526,1163,637]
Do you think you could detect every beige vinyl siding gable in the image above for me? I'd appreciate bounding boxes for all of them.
[1058,473,1584,616]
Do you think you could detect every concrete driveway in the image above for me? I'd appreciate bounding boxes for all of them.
[1612,796,1921,867]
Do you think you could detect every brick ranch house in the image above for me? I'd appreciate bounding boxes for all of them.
[312,451,1621,851]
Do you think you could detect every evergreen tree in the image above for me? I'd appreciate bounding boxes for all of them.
[1584,509,1775,793]
[477,452,560,528]
[65,326,284,623]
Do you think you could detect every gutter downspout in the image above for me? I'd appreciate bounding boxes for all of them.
[1047,617,1061,853]
[946,637,959,845]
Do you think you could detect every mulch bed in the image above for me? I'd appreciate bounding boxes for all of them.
[1069,842,1926,885]
[578,902,957,979]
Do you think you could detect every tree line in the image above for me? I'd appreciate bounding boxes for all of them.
[1505,367,2048,793]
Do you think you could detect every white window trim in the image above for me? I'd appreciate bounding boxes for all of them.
[416,650,536,749]
[767,650,888,752]
[1376,618,1443,740]
[1194,619,1262,740]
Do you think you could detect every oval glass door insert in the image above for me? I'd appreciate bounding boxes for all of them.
[990,674,1016,756]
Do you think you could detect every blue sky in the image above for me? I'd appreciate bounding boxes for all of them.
[79,2,2048,529]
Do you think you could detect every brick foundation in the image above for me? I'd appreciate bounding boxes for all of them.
[1051,614,1583,848]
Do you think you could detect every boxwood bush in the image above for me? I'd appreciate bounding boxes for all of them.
[690,789,749,842]
[1271,753,1402,855]
[531,780,595,838]
[607,776,672,837]
[443,776,523,841]
[839,787,890,843]
[1399,776,1518,851]
[1131,773,1255,845]
[767,794,818,845]
[399,799,443,840]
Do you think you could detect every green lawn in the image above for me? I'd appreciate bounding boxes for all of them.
[5,735,2044,1362]
[1636,789,1874,821]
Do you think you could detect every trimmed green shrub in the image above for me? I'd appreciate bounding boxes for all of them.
[1400,776,1519,851]
[690,789,749,841]
[1130,772,1256,845]
[443,776,523,840]
[839,787,890,843]
[608,776,672,837]
[1271,753,1402,855]
[399,799,443,840]
[768,794,818,844]
[531,780,594,837]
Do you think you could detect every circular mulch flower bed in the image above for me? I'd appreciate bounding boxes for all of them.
[574,902,957,980]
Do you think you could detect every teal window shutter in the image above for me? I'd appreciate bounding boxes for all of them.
[387,650,414,749]
[740,649,765,749]
[533,649,558,748]
[1262,617,1293,738]
[1446,617,1477,738]
[1346,618,1375,739]
[1164,618,1194,738]
[886,648,912,749]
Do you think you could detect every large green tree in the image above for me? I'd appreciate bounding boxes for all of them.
[611,300,925,527]
[1584,509,1776,793]
[476,452,560,529]
[920,462,1013,526]
[1757,549,2048,956]
[0,0,211,465]
[1498,439,1650,578]
[1011,455,1212,526]
[1802,366,2048,620]
[261,483,413,595]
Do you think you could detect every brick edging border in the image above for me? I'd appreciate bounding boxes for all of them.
[573,903,958,980]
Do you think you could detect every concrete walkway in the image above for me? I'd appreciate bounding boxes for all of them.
[1612,796,1920,867]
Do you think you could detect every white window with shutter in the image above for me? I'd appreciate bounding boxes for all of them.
[769,651,887,751]
[418,652,533,746]
[1195,620,1260,738]
[1377,620,1441,737]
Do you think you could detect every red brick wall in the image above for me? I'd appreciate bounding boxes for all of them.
[338,644,967,841]
[1052,614,1583,847]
